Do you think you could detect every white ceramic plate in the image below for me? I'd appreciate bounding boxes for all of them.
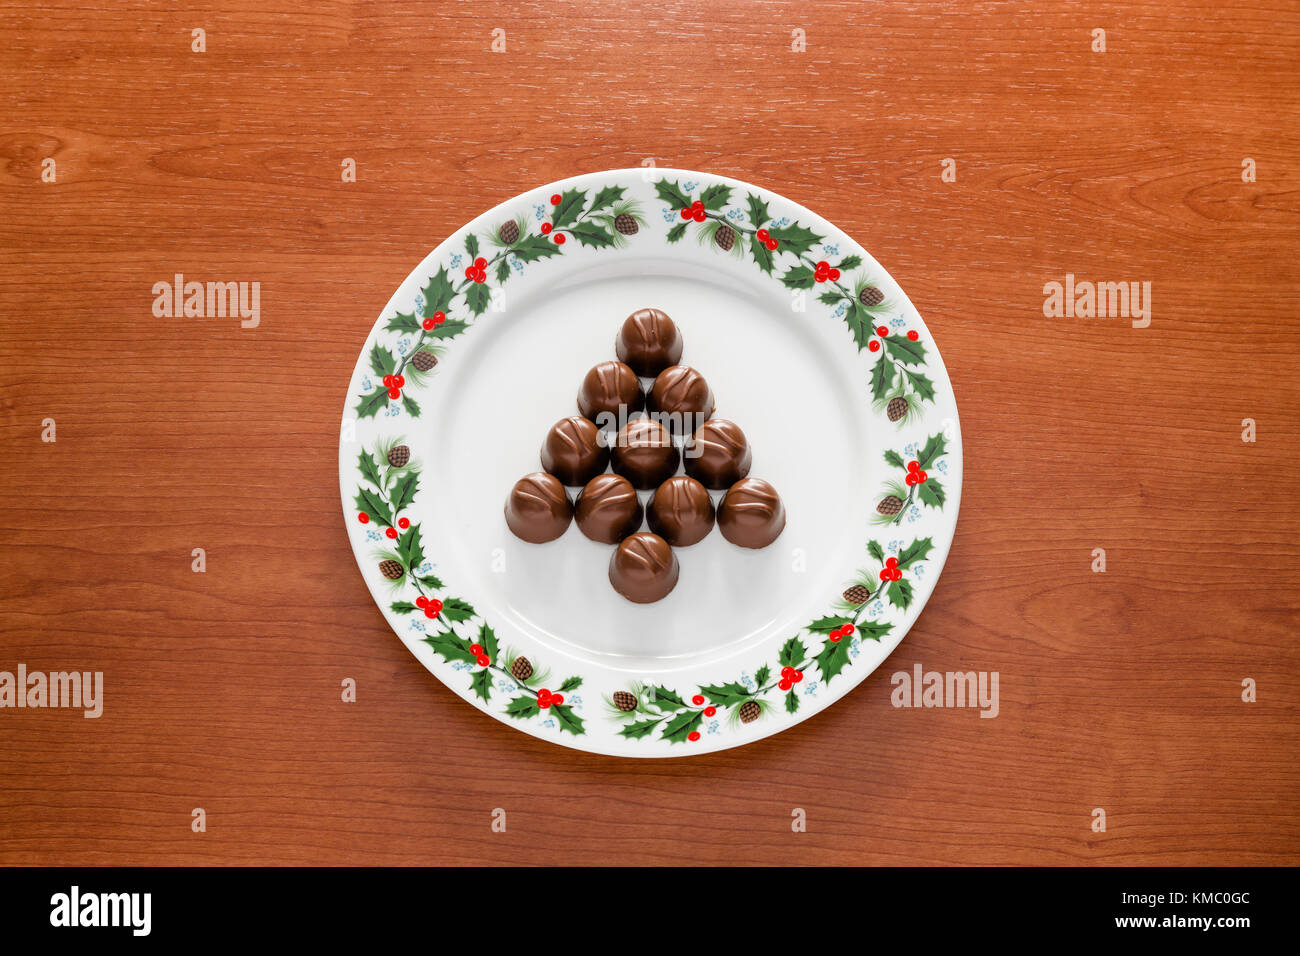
[339,168,961,757]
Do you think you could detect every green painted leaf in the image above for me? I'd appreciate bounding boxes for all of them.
[896,537,934,569]
[506,694,540,719]
[661,709,705,744]
[778,636,807,668]
[428,318,468,340]
[883,449,906,469]
[699,183,732,209]
[887,577,914,610]
[818,290,844,306]
[868,540,885,562]
[569,221,615,248]
[918,478,945,509]
[746,193,770,227]
[808,616,852,634]
[354,487,393,527]
[465,232,479,258]
[354,389,388,420]
[477,623,499,662]
[397,525,424,570]
[750,236,774,273]
[785,690,799,714]
[815,638,853,683]
[495,259,510,283]
[401,392,421,418]
[768,222,823,255]
[857,620,893,642]
[619,717,664,739]
[700,682,752,706]
[918,432,948,468]
[870,354,895,401]
[391,601,417,614]
[884,334,927,366]
[418,574,443,590]
[645,685,686,711]
[781,265,815,289]
[391,470,419,514]
[510,234,563,263]
[905,368,936,403]
[439,597,476,622]
[666,222,687,243]
[654,179,692,210]
[369,343,396,377]
[550,702,585,735]
[386,311,422,334]
[558,675,583,693]
[844,301,871,349]
[590,184,626,210]
[358,450,383,488]
[465,282,490,316]
[754,664,770,687]
[551,188,587,229]
[423,630,475,665]
[837,254,863,270]
[470,667,492,702]
[421,266,456,317]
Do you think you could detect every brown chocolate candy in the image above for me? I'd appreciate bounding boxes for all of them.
[609,532,680,603]
[683,419,752,490]
[648,365,715,434]
[575,473,643,544]
[577,360,644,427]
[615,308,684,377]
[610,418,680,490]
[504,472,572,543]
[540,415,609,487]
[717,477,785,549]
[647,475,715,547]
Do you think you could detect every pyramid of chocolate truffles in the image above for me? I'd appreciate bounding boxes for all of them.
[504,307,785,604]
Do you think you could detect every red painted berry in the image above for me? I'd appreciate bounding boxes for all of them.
[841,624,854,636]
[907,460,920,472]
[357,513,369,524]
[551,693,564,705]
[428,600,442,614]
[423,607,436,618]
[476,654,490,667]
[680,208,692,219]
[905,474,918,486]
[385,527,398,539]
[692,694,705,706]
[393,375,405,388]
[879,568,891,581]
[470,643,483,655]
[704,706,717,717]
[886,556,899,568]
[868,340,880,352]
[540,222,553,234]
[432,311,446,325]
[779,679,792,691]
[382,374,393,387]
[830,632,842,643]
[917,470,928,482]
[474,257,486,268]
[816,260,829,271]
[465,266,476,279]
[688,731,701,742]
[550,194,561,204]
[538,696,552,709]
[554,234,565,244]
[766,239,778,250]
[907,330,919,341]
[756,228,769,241]
[388,387,401,400]
[692,209,706,222]
[829,268,841,281]
[692,200,704,210]
[398,517,410,529]
[876,326,889,336]
[416,596,428,608]
[891,568,903,581]
[422,318,435,330]
[781,666,794,678]
[792,670,804,683]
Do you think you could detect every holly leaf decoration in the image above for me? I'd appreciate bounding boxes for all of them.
[896,537,934,569]
[843,301,872,349]
[750,236,774,273]
[837,254,863,270]
[699,183,732,210]
[857,620,893,642]
[884,334,927,366]
[495,259,510,284]
[746,192,770,228]
[918,432,948,468]
[778,636,807,668]
[871,354,895,401]
[421,266,456,318]
[418,574,443,590]
[754,664,770,687]
[768,222,823,255]
[781,264,815,289]
[590,184,626,211]
[358,450,383,488]
[386,311,422,334]
[401,393,421,418]
[354,487,393,527]
[428,318,468,340]
[465,233,479,259]
[550,703,585,735]
[397,525,424,571]
[391,470,419,513]
[558,675,583,693]
[439,597,476,622]
[883,449,906,469]
[700,682,752,707]
[815,638,853,684]
[423,630,475,665]
[886,577,915,610]
[661,709,705,744]
[645,685,686,711]
[354,389,388,420]
[569,221,616,248]
[785,690,799,713]
[550,189,587,229]
[666,222,687,243]
[905,368,936,403]
[818,291,844,306]
[918,478,946,509]
[619,717,664,739]
[369,343,396,377]
[654,179,692,210]
[808,616,853,634]
[465,282,490,317]
[868,540,885,562]
[391,601,417,614]
[470,668,492,703]
[506,694,540,719]
[477,623,499,662]
[510,234,564,263]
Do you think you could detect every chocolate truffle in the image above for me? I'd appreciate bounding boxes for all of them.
[577,360,644,427]
[540,416,609,487]
[647,475,715,547]
[610,418,680,490]
[648,365,715,434]
[615,308,684,377]
[683,419,752,490]
[609,532,680,604]
[575,473,643,544]
[717,477,786,549]
[504,472,572,543]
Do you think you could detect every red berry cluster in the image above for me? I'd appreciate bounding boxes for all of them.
[904,460,928,485]
[813,260,841,283]
[755,227,780,251]
[536,687,565,708]
[878,556,903,582]
[542,195,567,243]
[422,309,446,332]
[679,199,708,223]
[382,372,406,400]
[357,513,411,538]
[867,325,920,352]
[467,641,491,667]
[829,623,855,643]
[415,595,444,619]
[464,257,488,283]
[779,665,805,689]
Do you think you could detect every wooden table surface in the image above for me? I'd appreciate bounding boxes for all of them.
[2,0,1297,866]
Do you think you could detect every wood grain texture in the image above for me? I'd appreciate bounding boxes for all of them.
[1,0,1298,866]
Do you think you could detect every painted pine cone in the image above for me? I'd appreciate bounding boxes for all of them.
[738,700,761,724]
[411,350,437,372]
[612,690,637,712]
[498,220,520,244]
[859,285,885,306]
[510,656,533,682]
[887,397,909,422]
[614,214,638,236]
[714,224,735,251]
[378,559,404,580]
[387,445,411,467]
[877,495,904,516]
[843,584,873,605]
